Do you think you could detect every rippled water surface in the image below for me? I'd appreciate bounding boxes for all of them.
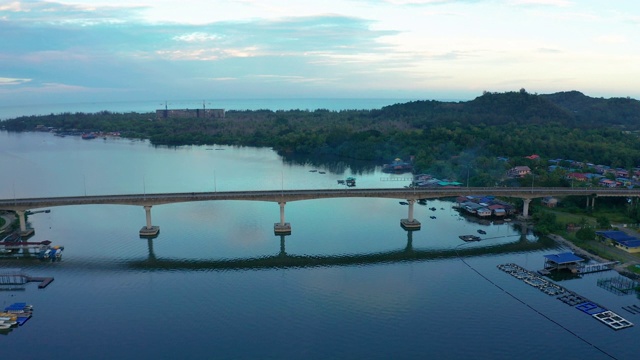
[1,131,639,359]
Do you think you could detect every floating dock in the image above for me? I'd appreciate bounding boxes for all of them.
[498,263,634,330]
[0,269,54,289]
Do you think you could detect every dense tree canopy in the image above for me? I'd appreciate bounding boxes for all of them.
[3,90,640,185]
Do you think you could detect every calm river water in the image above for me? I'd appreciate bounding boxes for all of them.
[1,131,639,359]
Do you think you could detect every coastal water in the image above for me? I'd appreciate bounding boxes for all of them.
[1,131,639,359]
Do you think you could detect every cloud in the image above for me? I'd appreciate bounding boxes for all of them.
[0,77,31,85]
[507,0,573,6]
[173,32,221,43]
[381,0,480,4]
[594,35,627,44]
[0,2,23,12]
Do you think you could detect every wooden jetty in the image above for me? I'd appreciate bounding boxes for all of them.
[0,269,54,289]
[575,261,618,274]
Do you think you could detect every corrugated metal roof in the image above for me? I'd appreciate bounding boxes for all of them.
[543,252,584,264]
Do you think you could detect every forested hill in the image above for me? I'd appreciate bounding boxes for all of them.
[375,90,640,129]
[540,91,640,128]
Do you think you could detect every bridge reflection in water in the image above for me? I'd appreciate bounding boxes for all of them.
[132,231,556,272]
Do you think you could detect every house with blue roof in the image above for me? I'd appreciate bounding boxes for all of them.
[596,230,640,253]
[542,252,585,273]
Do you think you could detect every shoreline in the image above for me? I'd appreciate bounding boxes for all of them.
[547,232,640,280]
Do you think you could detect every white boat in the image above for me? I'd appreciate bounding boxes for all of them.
[0,323,11,330]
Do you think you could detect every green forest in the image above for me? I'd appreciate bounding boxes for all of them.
[3,89,640,186]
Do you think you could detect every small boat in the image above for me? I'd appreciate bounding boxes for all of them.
[318,171,326,174]
[459,235,481,242]
[430,216,436,219]
[399,201,409,205]
[81,133,96,140]
[346,177,356,187]
[0,313,17,321]
[0,323,11,330]
[337,180,345,184]
[39,245,64,262]
[309,169,318,172]
[477,229,487,235]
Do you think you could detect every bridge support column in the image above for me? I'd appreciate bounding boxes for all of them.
[16,210,35,237]
[274,202,291,235]
[401,199,421,230]
[139,205,160,237]
[522,199,531,218]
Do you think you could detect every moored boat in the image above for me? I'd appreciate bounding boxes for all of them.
[346,177,356,187]
[459,235,481,242]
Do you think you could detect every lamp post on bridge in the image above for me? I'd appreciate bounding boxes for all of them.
[531,172,535,193]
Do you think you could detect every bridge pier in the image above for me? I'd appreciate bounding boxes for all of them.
[139,205,160,237]
[16,210,35,237]
[522,199,532,218]
[401,199,421,230]
[274,202,291,235]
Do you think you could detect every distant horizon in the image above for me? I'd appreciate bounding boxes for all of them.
[1,90,637,121]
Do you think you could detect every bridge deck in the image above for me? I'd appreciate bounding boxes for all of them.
[1,187,638,210]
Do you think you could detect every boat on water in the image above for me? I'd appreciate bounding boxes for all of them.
[459,235,481,242]
[382,158,413,173]
[399,201,409,205]
[0,313,18,321]
[477,229,487,235]
[345,177,356,187]
[81,133,96,140]
[39,245,64,262]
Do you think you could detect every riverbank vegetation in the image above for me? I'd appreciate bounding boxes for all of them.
[3,90,640,187]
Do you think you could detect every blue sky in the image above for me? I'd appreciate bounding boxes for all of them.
[1,0,639,107]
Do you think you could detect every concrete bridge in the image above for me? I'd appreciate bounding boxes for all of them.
[1,187,638,237]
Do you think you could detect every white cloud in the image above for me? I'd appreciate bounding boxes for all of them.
[173,32,221,43]
[0,77,31,85]
[508,0,573,6]
[0,2,24,12]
